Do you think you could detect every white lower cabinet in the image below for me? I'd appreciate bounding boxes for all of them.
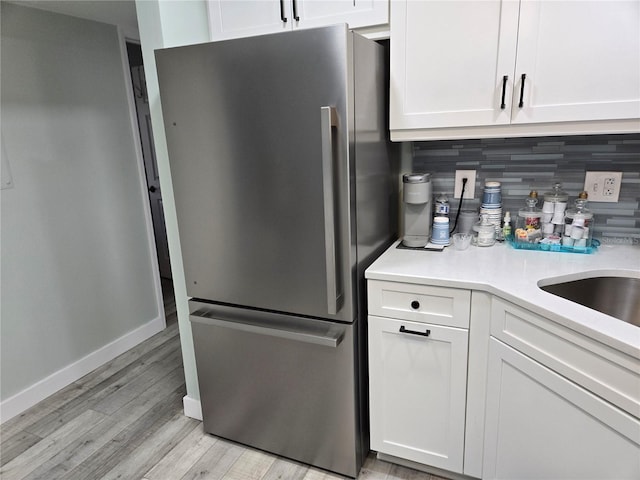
[483,337,640,480]
[366,278,640,478]
[368,315,469,473]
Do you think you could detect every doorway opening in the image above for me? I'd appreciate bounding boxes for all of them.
[126,41,174,314]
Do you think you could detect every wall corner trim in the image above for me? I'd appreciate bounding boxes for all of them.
[183,394,203,421]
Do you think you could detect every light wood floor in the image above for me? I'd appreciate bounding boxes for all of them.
[0,281,450,480]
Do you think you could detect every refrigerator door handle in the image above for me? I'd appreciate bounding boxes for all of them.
[320,106,340,316]
[190,309,344,348]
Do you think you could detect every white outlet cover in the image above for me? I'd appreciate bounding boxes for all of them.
[454,170,476,199]
[584,171,622,202]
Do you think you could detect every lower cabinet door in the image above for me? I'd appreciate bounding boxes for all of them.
[483,338,640,480]
[368,315,469,473]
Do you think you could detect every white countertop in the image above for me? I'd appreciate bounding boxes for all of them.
[366,240,640,358]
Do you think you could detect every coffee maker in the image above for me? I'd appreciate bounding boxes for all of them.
[402,173,432,247]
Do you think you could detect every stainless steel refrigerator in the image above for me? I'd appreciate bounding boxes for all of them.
[155,24,396,478]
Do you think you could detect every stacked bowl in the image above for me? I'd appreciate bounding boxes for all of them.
[480,181,502,235]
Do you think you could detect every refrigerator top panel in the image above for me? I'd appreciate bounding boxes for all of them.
[156,25,358,323]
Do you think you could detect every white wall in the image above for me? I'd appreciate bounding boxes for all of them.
[135,0,210,419]
[0,3,163,421]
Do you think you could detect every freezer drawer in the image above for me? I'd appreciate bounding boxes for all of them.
[190,300,361,478]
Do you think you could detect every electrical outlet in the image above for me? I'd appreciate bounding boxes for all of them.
[454,170,476,199]
[584,171,622,202]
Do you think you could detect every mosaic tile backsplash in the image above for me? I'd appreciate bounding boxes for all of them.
[409,133,640,244]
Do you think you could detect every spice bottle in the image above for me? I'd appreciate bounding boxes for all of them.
[502,211,512,240]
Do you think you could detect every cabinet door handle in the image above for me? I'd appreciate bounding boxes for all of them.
[279,0,287,22]
[500,75,508,109]
[292,0,300,21]
[410,300,420,310]
[399,325,431,337]
[518,73,527,108]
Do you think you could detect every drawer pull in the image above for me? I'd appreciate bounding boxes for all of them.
[399,325,431,337]
[410,300,420,310]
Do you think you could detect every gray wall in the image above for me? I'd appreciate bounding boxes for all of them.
[1,4,160,404]
[409,134,640,243]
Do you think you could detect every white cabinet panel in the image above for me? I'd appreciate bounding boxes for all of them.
[483,338,640,480]
[208,0,388,41]
[390,0,519,130]
[208,0,289,40]
[367,280,471,328]
[295,0,388,30]
[368,315,469,474]
[390,0,640,140]
[512,0,640,124]
[491,296,640,418]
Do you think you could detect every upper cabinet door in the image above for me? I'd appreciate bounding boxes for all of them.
[208,0,388,41]
[512,0,640,124]
[295,0,388,30]
[390,0,520,130]
[208,0,291,40]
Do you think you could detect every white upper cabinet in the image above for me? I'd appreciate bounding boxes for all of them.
[208,0,388,41]
[512,0,640,124]
[208,0,290,39]
[390,0,640,140]
[390,0,520,130]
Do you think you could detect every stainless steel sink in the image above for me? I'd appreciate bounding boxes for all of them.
[540,276,640,327]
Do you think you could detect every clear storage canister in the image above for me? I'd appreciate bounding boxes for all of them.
[515,191,543,243]
[563,191,594,249]
[542,182,569,238]
[475,214,496,247]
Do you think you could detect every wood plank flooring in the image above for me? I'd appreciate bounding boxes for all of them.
[1,281,450,480]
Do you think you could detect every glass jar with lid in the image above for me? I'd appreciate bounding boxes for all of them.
[563,191,594,249]
[542,182,569,237]
[515,191,543,243]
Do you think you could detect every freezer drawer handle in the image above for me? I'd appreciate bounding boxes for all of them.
[399,325,431,337]
[191,311,344,348]
[320,106,341,316]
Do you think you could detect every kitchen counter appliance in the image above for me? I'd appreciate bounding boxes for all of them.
[155,25,396,478]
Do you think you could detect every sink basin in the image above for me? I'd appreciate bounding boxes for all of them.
[540,276,640,327]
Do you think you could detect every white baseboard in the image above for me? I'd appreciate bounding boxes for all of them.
[0,315,165,424]
[183,394,202,421]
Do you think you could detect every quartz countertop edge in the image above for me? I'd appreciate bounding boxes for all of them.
[365,240,640,359]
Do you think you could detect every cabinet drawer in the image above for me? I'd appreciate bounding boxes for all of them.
[367,280,470,328]
[491,297,640,418]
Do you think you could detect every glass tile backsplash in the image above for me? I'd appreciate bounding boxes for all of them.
[410,133,640,244]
